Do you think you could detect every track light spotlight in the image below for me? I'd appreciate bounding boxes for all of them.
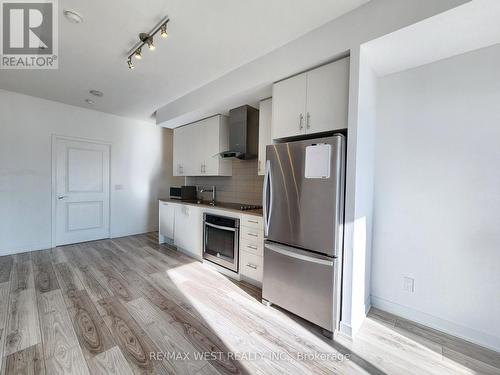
[134,48,142,59]
[147,37,155,51]
[160,24,168,38]
[126,17,169,69]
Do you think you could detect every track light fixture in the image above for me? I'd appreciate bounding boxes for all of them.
[126,17,169,69]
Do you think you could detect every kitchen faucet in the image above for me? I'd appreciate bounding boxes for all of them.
[199,186,216,205]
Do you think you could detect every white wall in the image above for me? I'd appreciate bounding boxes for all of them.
[156,0,468,127]
[345,46,378,334]
[0,90,182,255]
[372,44,500,351]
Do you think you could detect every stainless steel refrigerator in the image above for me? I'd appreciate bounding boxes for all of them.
[262,134,345,337]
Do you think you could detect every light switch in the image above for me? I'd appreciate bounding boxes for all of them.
[403,277,415,293]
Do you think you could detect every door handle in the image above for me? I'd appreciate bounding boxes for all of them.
[263,160,273,236]
[306,112,311,129]
[266,243,334,266]
[299,113,304,130]
[205,222,236,232]
[57,195,68,200]
[246,263,258,269]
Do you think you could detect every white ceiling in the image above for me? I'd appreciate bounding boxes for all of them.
[363,0,500,77]
[0,0,368,122]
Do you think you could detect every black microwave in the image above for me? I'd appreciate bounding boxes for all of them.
[170,186,197,201]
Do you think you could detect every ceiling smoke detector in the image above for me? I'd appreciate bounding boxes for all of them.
[63,9,83,24]
[89,90,103,97]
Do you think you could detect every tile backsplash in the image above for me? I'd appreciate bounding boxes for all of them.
[186,159,264,205]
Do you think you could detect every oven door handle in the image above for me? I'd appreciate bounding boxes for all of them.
[205,222,237,232]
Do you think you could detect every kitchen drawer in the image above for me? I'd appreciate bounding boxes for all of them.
[240,226,263,242]
[241,215,263,230]
[240,239,263,257]
[240,251,263,283]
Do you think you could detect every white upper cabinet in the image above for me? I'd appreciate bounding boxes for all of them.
[305,58,349,134]
[271,72,307,140]
[159,201,176,243]
[271,57,349,140]
[173,115,232,177]
[173,125,188,176]
[258,98,272,176]
[202,116,229,176]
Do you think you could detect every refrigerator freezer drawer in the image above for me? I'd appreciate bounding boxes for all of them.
[262,242,336,332]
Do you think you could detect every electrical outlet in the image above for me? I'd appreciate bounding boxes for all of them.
[403,277,415,293]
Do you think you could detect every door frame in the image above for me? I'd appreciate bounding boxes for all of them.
[51,134,112,248]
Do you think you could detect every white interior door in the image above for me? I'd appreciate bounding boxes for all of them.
[54,137,110,246]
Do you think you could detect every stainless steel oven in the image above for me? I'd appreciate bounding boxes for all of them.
[203,213,240,272]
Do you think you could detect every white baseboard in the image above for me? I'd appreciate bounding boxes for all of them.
[0,241,52,257]
[339,322,353,338]
[0,229,156,257]
[371,295,500,353]
[110,228,156,239]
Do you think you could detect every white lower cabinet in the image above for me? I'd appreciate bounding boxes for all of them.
[239,214,264,286]
[174,204,203,259]
[159,201,176,243]
[240,251,263,283]
[159,204,264,284]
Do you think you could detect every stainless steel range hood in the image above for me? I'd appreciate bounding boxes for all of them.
[219,105,259,159]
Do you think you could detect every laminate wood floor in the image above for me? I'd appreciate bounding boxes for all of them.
[0,233,499,374]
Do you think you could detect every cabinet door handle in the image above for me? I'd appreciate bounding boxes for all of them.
[247,245,258,250]
[246,263,258,270]
[247,220,259,224]
[299,113,304,130]
[247,232,258,237]
[306,112,311,129]
[200,164,203,173]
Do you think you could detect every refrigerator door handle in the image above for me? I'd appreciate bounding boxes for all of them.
[266,243,334,266]
[263,160,272,236]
